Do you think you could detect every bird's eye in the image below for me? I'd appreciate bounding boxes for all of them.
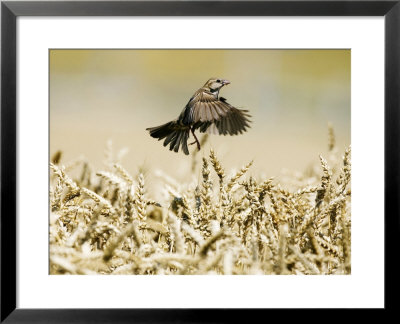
[216,79,221,83]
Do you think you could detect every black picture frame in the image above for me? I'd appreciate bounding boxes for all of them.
[1,0,398,322]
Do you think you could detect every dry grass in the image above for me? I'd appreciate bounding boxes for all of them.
[50,126,351,275]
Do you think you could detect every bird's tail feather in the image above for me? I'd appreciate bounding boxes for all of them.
[146,122,190,155]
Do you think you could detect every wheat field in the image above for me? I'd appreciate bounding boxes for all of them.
[49,126,351,275]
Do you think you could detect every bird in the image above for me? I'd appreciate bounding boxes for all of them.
[146,78,251,155]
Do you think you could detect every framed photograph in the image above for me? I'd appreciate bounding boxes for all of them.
[1,0,398,321]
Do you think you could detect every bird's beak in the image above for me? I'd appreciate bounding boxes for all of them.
[222,80,231,85]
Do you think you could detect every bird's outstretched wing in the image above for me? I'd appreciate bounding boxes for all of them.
[193,91,232,122]
[195,97,252,136]
[181,90,231,125]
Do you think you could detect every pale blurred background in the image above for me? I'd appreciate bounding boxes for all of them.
[50,49,350,184]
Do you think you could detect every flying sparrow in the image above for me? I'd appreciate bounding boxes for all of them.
[146,78,251,155]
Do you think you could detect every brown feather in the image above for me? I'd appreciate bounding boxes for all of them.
[205,104,213,121]
[210,102,220,120]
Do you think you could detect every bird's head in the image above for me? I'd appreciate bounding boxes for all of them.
[204,78,231,92]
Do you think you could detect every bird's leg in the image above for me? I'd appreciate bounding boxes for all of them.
[189,128,201,150]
